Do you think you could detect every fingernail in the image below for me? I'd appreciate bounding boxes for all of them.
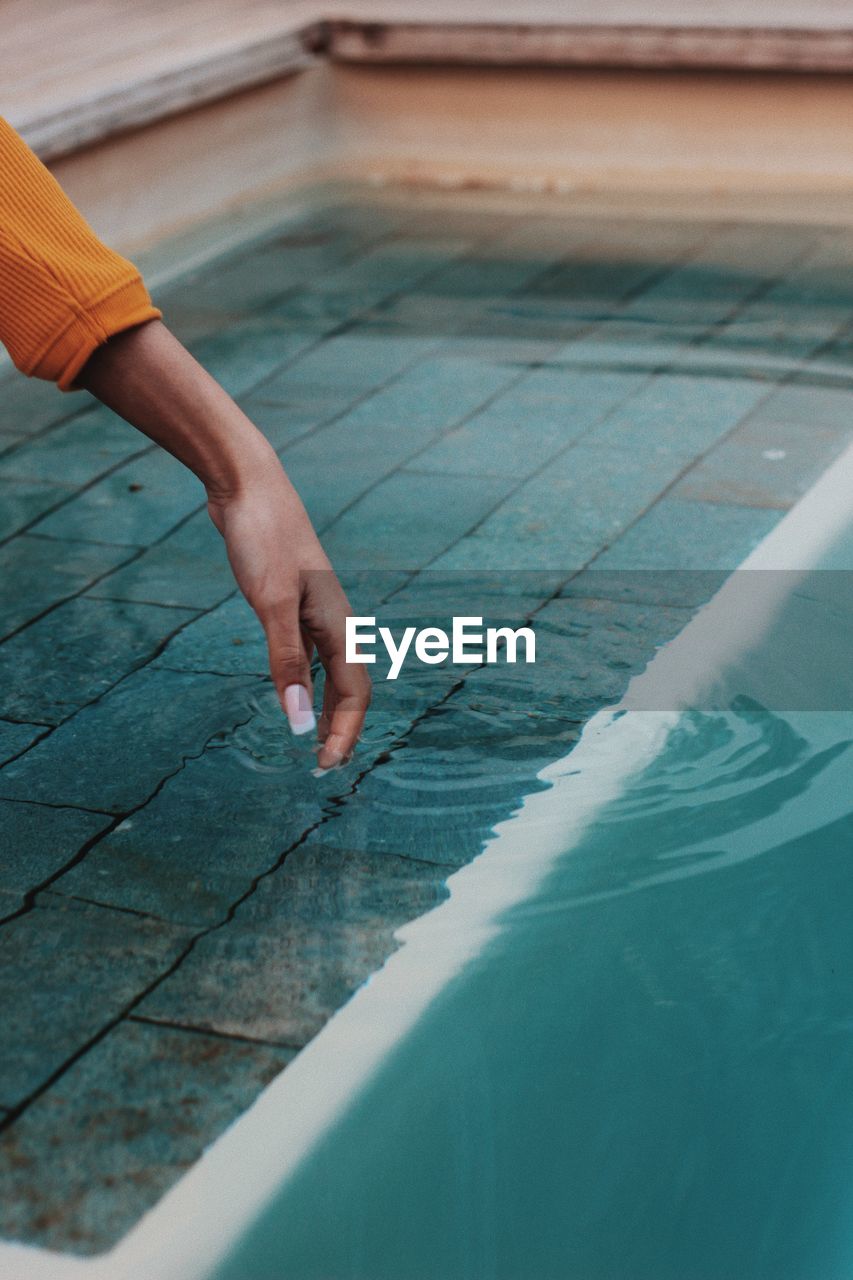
[283,684,316,736]
[315,733,349,771]
[316,749,344,772]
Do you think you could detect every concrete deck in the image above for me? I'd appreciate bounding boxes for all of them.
[1,185,852,1255]
[5,1,853,160]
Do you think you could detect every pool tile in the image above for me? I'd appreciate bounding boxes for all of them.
[622,223,819,311]
[410,251,558,301]
[329,354,520,432]
[138,842,445,1046]
[673,414,852,509]
[431,441,686,572]
[51,739,324,927]
[0,405,145,486]
[154,594,264,675]
[0,720,45,766]
[384,568,561,614]
[0,668,264,812]
[595,497,782,570]
[0,1018,292,1255]
[0,896,190,1109]
[412,367,649,477]
[30,449,204,547]
[242,838,447,926]
[176,223,379,316]
[380,290,586,351]
[321,471,512,571]
[269,239,471,326]
[0,598,198,725]
[748,383,853,431]
[0,534,134,639]
[237,396,334,451]
[310,237,473,302]
[0,800,111,902]
[278,419,434,531]
[582,374,770,458]
[278,386,513,531]
[86,510,232,609]
[0,374,92,438]
[138,913,395,1048]
[260,329,439,405]
[188,318,320,399]
[671,307,844,381]
[0,476,74,542]
[559,568,726,610]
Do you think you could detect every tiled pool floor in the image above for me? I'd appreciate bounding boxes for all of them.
[1,189,852,1255]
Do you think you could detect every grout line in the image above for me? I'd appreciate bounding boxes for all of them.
[128,1014,303,1054]
[38,890,181,928]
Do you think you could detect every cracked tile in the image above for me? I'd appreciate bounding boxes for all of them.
[0,1018,292,1254]
[0,896,191,1109]
[0,800,111,904]
[0,597,199,724]
[0,668,264,812]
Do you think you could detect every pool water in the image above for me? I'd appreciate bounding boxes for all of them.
[210,525,853,1278]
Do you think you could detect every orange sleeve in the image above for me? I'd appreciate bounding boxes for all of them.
[0,117,161,390]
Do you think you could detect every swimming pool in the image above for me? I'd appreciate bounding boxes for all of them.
[2,188,853,1278]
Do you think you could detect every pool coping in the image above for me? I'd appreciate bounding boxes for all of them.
[2,436,850,1277]
[12,4,853,164]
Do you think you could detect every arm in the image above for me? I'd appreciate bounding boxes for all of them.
[78,321,369,769]
[0,116,368,768]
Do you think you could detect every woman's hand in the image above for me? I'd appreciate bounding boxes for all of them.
[206,459,370,769]
[79,320,369,769]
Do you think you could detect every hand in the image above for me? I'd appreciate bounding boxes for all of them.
[206,459,370,770]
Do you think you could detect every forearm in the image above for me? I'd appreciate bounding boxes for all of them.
[78,319,278,501]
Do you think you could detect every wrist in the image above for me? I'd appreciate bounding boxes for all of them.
[201,423,278,505]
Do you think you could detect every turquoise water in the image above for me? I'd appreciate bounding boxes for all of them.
[209,530,853,1279]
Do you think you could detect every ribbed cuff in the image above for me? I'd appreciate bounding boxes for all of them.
[40,274,162,391]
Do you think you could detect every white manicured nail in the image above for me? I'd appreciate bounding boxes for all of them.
[283,684,316,735]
